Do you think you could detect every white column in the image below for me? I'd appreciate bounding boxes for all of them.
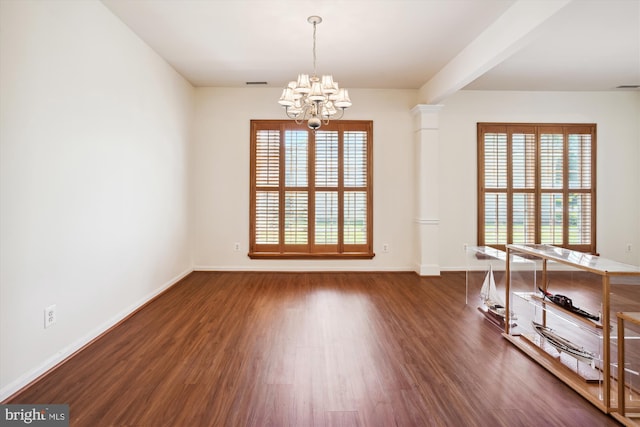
[411,104,443,276]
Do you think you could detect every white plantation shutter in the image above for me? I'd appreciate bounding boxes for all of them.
[314,130,339,246]
[255,191,279,244]
[283,131,309,247]
[315,191,338,244]
[284,191,308,244]
[315,131,338,187]
[484,132,507,189]
[539,130,564,245]
[255,129,280,245]
[344,191,367,245]
[512,193,535,244]
[568,193,591,245]
[285,131,308,187]
[483,130,508,245]
[567,133,592,246]
[255,130,279,187]
[344,131,367,187]
[540,133,564,189]
[478,123,595,253]
[512,132,536,245]
[250,120,373,258]
[540,193,564,245]
[484,193,506,245]
[343,131,368,246]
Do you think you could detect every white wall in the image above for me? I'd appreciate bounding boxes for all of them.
[0,0,194,399]
[438,90,640,269]
[192,87,417,271]
[192,88,640,274]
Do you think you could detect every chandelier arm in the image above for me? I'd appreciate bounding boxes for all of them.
[332,108,346,120]
[284,107,297,120]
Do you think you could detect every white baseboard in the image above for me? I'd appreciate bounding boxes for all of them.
[193,265,415,272]
[0,267,193,402]
[414,263,441,276]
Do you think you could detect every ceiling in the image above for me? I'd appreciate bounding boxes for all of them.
[101,0,639,99]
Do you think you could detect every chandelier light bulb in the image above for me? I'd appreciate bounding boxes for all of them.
[278,16,351,130]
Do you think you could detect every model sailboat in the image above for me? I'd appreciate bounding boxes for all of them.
[479,265,516,327]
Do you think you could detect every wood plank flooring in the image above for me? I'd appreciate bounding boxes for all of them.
[7,272,621,426]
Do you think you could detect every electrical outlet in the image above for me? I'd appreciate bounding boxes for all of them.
[234,242,240,251]
[44,304,57,329]
[626,243,633,253]
[383,243,389,253]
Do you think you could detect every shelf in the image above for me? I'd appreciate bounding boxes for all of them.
[507,244,640,276]
[519,332,601,382]
[527,293,603,329]
[505,244,640,415]
[503,332,607,412]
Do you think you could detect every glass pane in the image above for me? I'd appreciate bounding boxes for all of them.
[513,193,535,244]
[568,193,591,244]
[315,131,338,187]
[484,193,507,244]
[541,193,563,244]
[344,131,367,187]
[315,192,338,244]
[568,134,592,189]
[285,130,308,187]
[284,191,308,244]
[344,191,366,244]
[484,133,507,188]
[256,130,279,186]
[512,133,536,189]
[255,191,279,244]
[540,134,564,189]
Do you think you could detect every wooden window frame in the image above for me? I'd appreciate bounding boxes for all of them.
[477,122,597,253]
[250,120,374,259]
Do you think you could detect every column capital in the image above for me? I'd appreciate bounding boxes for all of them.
[410,104,444,116]
[411,104,444,131]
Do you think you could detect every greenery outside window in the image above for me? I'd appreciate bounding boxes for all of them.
[250,120,373,259]
[478,123,596,253]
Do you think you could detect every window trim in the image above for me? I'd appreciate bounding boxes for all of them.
[249,120,374,259]
[477,122,597,253]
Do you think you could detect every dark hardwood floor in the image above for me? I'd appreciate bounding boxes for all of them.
[7,271,621,426]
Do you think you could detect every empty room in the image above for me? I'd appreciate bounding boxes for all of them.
[1,0,639,426]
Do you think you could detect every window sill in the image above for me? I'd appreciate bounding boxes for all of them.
[248,252,375,260]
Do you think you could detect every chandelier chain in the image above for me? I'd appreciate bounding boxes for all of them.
[312,20,317,76]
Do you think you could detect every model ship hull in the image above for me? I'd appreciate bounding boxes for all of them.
[532,321,595,364]
[538,287,599,321]
[478,303,517,328]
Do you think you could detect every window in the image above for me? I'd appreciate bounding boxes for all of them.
[250,120,373,258]
[478,123,596,253]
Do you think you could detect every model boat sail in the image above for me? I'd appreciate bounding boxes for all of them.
[479,265,516,327]
[532,321,595,365]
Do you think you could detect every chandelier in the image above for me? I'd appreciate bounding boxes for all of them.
[278,16,352,130]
